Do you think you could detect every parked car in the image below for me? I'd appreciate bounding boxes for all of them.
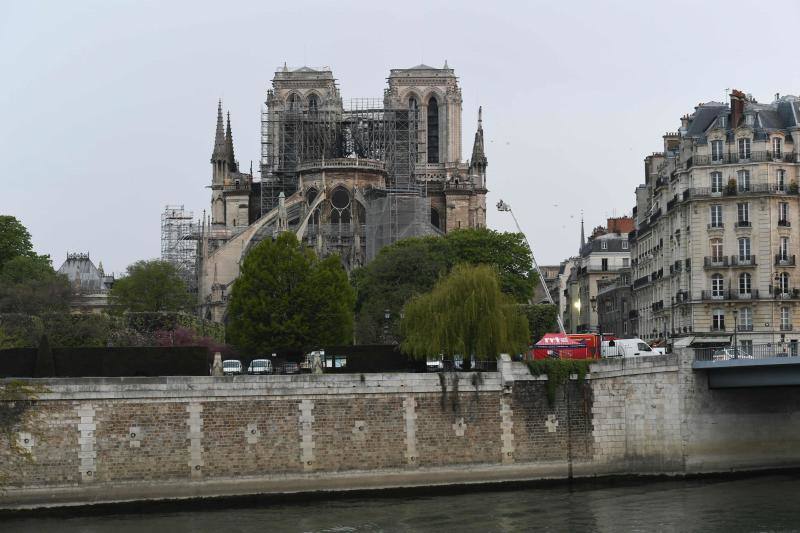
[222,360,242,375]
[247,359,273,375]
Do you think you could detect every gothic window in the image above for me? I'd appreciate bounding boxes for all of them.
[306,187,318,206]
[430,207,440,230]
[330,186,351,225]
[288,93,301,111]
[427,96,439,164]
[308,94,318,114]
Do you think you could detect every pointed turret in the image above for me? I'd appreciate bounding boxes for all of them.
[579,213,586,253]
[211,99,226,162]
[225,111,237,172]
[469,106,487,186]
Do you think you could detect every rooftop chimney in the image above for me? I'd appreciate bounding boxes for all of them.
[730,89,746,128]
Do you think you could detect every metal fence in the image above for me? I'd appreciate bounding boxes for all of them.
[695,342,800,362]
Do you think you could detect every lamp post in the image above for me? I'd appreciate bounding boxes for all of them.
[590,296,598,333]
[733,309,739,358]
[497,199,566,333]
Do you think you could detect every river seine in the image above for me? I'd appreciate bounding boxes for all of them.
[4,473,800,532]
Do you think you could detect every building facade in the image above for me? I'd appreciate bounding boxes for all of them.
[564,218,633,333]
[630,90,800,350]
[56,253,115,313]
[197,63,488,322]
[596,268,632,338]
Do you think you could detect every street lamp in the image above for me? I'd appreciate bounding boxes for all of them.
[497,199,566,334]
[383,309,391,345]
[733,309,739,358]
[590,296,598,334]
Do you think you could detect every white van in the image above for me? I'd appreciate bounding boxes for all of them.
[601,338,659,358]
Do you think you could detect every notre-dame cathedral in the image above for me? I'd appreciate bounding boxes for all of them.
[198,62,488,322]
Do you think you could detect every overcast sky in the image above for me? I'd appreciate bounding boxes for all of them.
[2,0,799,275]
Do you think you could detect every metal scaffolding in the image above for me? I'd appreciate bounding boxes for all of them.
[160,205,197,291]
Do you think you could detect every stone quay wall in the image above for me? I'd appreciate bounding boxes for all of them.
[2,351,800,509]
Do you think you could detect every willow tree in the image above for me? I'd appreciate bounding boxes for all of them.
[400,264,529,360]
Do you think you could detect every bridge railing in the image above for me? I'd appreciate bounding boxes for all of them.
[695,342,800,362]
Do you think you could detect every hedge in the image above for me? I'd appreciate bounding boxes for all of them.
[0,346,211,378]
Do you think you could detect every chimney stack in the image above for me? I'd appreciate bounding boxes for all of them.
[730,89,746,128]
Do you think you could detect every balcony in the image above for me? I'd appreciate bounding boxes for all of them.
[730,255,756,267]
[737,324,754,332]
[781,324,794,332]
[700,290,759,301]
[704,256,729,268]
[707,223,724,231]
[651,300,664,312]
[734,220,751,229]
[775,255,796,266]
[628,310,639,319]
[778,219,791,228]
[685,183,799,200]
[689,151,796,167]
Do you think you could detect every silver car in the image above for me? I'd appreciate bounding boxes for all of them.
[222,360,242,375]
[247,359,273,375]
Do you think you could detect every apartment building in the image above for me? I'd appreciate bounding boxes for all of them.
[630,90,800,350]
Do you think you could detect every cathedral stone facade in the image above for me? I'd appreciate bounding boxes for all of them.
[198,63,488,322]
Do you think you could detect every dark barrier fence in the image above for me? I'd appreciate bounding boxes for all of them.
[319,345,428,373]
[0,346,211,378]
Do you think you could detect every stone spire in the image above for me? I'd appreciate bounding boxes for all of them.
[211,99,226,162]
[470,107,487,180]
[225,111,237,172]
[579,212,586,253]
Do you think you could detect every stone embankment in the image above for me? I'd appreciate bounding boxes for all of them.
[2,349,800,509]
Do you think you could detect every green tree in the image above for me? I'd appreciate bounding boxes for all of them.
[445,228,536,302]
[353,228,535,344]
[525,304,559,345]
[227,233,355,354]
[110,260,193,313]
[401,264,530,360]
[0,215,35,269]
[0,256,71,315]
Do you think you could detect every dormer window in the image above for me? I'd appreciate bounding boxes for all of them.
[711,140,724,162]
[745,114,754,127]
[718,115,727,128]
[601,240,608,250]
[773,137,783,159]
[738,138,751,160]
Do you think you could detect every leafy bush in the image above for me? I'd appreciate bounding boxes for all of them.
[525,359,591,404]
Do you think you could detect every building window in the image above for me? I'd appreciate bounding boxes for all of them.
[711,238,724,262]
[739,307,752,330]
[780,237,790,261]
[738,138,751,160]
[739,272,751,295]
[711,171,723,193]
[622,241,629,250]
[430,207,440,230]
[773,137,783,159]
[601,240,608,250]
[601,258,608,271]
[712,308,725,330]
[623,258,629,267]
[737,169,750,191]
[710,204,723,227]
[711,274,725,298]
[738,237,750,260]
[307,94,318,113]
[711,140,724,162]
[777,169,786,191]
[781,307,791,330]
[737,202,749,225]
[779,272,790,295]
[288,93,301,111]
[427,97,439,164]
[779,202,789,225]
